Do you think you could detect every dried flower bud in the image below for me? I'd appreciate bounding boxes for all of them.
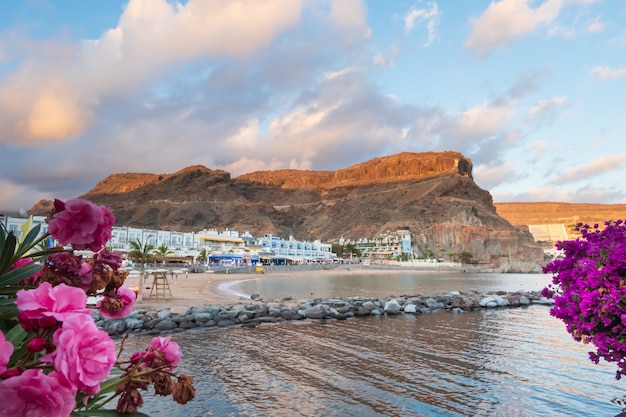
[116,388,144,414]
[172,374,196,405]
[153,372,175,396]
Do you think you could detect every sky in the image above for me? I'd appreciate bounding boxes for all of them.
[1,0,625,213]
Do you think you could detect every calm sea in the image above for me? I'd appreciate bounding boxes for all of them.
[121,271,626,417]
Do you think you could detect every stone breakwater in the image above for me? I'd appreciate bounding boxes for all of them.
[96,290,556,338]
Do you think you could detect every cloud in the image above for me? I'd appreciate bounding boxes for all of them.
[473,162,517,190]
[553,153,626,184]
[404,2,440,46]
[453,102,515,139]
[373,45,398,67]
[0,179,50,215]
[0,0,309,145]
[591,66,626,80]
[587,18,604,33]
[526,96,569,124]
[464,0,564,57]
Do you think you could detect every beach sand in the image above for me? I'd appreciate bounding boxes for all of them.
[124,266,430,310]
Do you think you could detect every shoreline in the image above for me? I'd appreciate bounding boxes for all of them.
[125,265,463,310]
[98,267,554,337]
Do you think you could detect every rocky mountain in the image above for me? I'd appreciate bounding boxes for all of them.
[31,151,546,270]
[494,202,626,238]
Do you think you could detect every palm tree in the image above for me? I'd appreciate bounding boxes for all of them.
[128,236,155,302]
[153,244,174,257]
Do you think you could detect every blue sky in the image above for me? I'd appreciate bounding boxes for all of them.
[1,0,625,213]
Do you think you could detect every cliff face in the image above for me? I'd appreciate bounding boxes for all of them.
[32,152,545,269]
[494,202,626,238]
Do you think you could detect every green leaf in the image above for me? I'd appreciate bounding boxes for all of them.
[0,262,42,287]
[14,224,43,258]
[3,321,28,346]
[0,232,17,274]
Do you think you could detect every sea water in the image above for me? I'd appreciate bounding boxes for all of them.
[121,272,626,416]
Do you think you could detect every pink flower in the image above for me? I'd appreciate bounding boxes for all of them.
[43,314,116,394]
[0,369,76,417]
[79,261,94,290]
[48,199,115,252]
[149,336,182,367]
[0,331,14,374]
[97,286,136,319]
[16,282,89,331]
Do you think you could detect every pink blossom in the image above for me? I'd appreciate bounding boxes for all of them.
[0,330,14,374]
[79,261,94,290]
[0,369,76,417]
[16,282,89,331]
[48,198,115,252]
[97,286,136,319]
[149,336,182,367]
[43,313,116,394]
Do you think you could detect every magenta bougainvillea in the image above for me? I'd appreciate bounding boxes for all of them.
[543,220,626,380]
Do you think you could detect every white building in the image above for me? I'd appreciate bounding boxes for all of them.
[1,214,334,263]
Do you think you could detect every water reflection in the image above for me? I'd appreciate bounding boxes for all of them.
[122,307,623,416]
[230,272,552,301]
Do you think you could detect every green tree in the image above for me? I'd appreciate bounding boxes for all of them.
[332,243,344,257]
[344,243,361,258]
[422,244,434,259]
[128,236,155,302]
[198,248,208,262]
[459,251,474,264]
[153,243,174,257]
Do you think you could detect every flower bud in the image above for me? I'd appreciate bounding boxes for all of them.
[27,337,47,352]
[172,374,196,404]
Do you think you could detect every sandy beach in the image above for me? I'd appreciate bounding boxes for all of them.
[124,266,432,310]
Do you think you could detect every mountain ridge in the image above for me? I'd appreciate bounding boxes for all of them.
[28,151,625,270]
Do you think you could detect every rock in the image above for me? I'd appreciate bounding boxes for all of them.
[193,312,214,323]
[156,309,171,319]
[154,319,178,331]
[384,299,402,314]
[103,319,127,335]
[280,308,304,320]
[404,304,418,314]
[179,321,198,329]
[424,298,445,309]
[125,318,144,330]
[305,306,329,319]
[362,301,376,311]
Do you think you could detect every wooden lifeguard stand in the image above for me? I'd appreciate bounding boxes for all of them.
[148,269,173,299]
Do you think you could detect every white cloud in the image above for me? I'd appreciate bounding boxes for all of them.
[464,0,564,57]
[404,2,440,46]
[373,45,398,67]
[454,102,514,138]
[587,18,604,33]
[0,179,49,213]
[591,66,626,80]
[473,162,516,189]
[556,154,626,183]
[0,0,309,145]
[328,0,369,39]
[527,96,568,123]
